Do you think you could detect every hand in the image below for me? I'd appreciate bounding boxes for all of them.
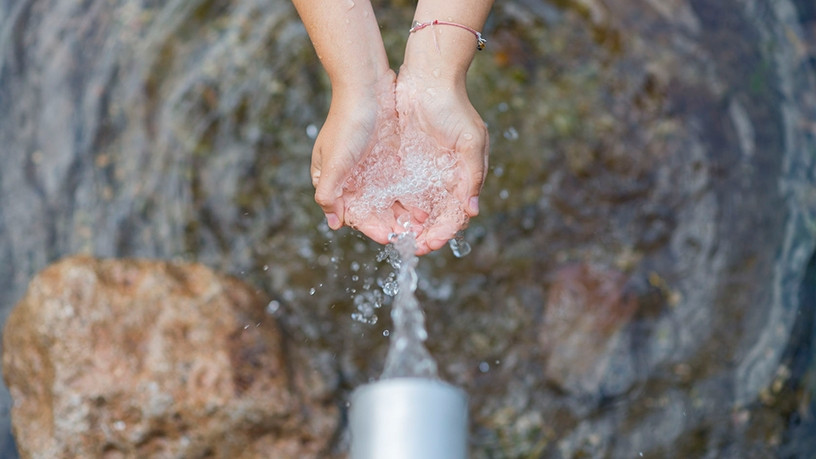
[310,70,398,233]
[294,0,492,255]
[393,65,489,255]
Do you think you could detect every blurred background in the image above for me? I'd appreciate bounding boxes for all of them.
[0,0,815,456]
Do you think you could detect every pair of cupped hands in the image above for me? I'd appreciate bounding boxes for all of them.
[310,64,489,256]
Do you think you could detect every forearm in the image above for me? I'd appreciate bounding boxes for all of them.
[404,0,493,85]
[292,0,390,93]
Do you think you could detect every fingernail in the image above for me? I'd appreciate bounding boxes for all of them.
[468,197,479,215]
[326,213,341,230]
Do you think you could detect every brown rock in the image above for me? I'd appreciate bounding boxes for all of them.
[2,256,337,458]
[541,263,638,395]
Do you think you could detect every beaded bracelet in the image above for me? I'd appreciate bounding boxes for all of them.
[409,20,487,51]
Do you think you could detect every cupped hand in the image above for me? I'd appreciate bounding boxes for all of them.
[310,70,398,234]
[393,65,489,255]
[311,65,488,256]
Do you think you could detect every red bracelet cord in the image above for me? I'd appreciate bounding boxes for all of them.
[409,20,487,51]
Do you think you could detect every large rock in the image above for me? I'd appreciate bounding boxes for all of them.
[2,256,337,458]
[541,263,638,397]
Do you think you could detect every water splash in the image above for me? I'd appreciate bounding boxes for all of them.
[351,290,383,325]
[381,233,438,379]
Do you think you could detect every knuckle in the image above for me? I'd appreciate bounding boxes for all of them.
[314,186,339,209]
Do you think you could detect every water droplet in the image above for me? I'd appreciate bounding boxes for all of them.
[244,324,250,330]
[383,280,399,296]
[499,189,510,200]
[113,420,126,431]
[449,232,471,258]
[262,264,269,271]
[383,329,390,337]
[463,132,473,140]
[266,300,281,315]
[397,213,411,230]
[503,126,519,141]
[493,165,504,177]
[306,124,318,139]
[479,361,490,373]
[352,274,359,282]
[351,311,378,324]
[497,101,509,112]
[350,261,360,272]
[309,287,316,296]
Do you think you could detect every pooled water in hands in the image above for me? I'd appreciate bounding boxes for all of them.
[341,78,469,245]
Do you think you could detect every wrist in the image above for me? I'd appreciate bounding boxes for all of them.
[328,53,391,94]
[329,68,396,124]
[330,63,394,102]
[402,25,478,89]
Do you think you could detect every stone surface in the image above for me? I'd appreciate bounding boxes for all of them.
[2,256,337,458]
[541,263,638,396]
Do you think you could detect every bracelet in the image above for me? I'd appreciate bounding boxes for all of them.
[409,20,487,51]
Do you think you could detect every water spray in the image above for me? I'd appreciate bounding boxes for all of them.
[349,233,469,459]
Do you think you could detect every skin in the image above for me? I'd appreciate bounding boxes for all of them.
[292,0,493,255]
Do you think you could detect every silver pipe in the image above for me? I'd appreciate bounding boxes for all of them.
[349,378,469,459]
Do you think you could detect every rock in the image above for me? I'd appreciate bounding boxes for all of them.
[2,256,337,458]
[541,263,638,396]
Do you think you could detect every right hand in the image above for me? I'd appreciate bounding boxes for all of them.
[310,70,398,234]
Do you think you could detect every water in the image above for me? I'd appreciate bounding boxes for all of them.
[380,233,438,379]
[448,232,471,258]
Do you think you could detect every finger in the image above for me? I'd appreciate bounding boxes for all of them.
[310,139,323,188]
[414,241,433,256]
[422,220,459,254]
[355,220,394,246]
[414,232,450,256]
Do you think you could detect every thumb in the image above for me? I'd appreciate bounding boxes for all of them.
[312,144,346,230]
[458,125,489,217]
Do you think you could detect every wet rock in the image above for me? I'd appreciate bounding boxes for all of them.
[541,263,638,396]
[2,256,337,458]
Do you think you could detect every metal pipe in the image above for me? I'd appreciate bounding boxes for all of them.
[349,378,469,459]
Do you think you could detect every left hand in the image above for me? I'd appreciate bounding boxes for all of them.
[393,65,489,255]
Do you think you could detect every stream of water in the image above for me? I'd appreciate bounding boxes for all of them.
[380,233,437,379]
